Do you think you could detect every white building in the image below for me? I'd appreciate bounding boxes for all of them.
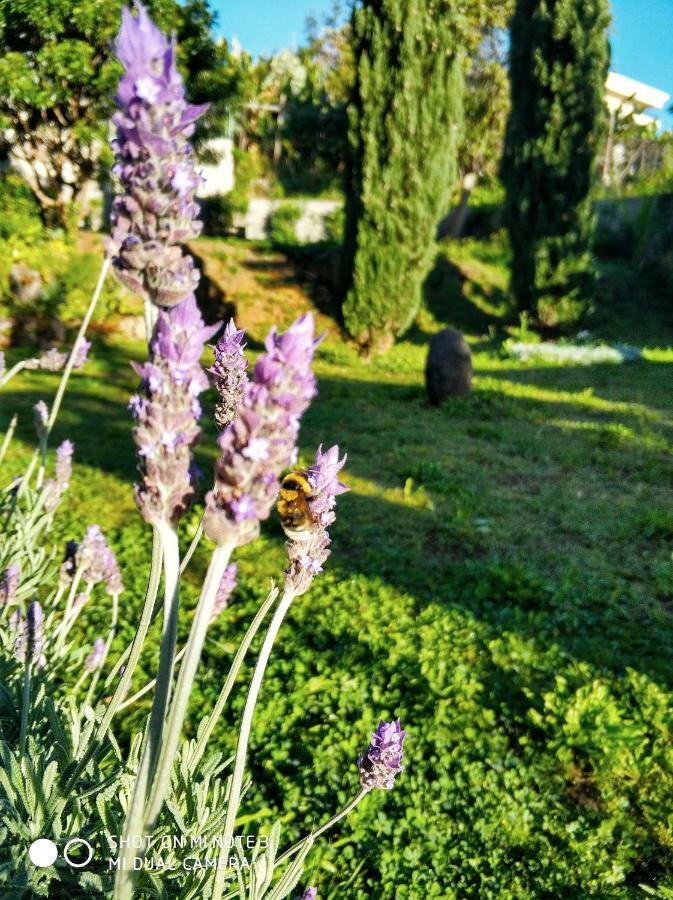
[605,71,669,129]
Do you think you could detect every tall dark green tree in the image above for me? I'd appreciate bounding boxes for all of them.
[501,0,610,329]
[341,0,464,353]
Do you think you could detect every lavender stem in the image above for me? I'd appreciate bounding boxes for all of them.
[275,789,370,869]
[211,588,298,900]
[116,525,180,891]
[19,257,110,497]
[0,361,28,390]
[179,518,204,574]
[189,584,279,771]
[64,528,163,793]
[0,414,18,466]
[19,661,32,757]
[84,590,119,709]
[142,542,234,829]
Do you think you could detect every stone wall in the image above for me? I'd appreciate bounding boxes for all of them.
[236,198,342,241]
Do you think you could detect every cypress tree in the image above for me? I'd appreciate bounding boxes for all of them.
[501,0,610,329]
[341,0,464,353]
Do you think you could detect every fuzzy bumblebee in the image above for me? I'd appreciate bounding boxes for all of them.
[276,471,315,540]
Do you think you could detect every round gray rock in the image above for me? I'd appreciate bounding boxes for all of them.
[425,327,472,404]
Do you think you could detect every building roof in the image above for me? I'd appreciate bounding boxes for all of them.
[605,72,670,112]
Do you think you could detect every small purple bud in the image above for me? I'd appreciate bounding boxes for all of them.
[358,719,406,791]
[15,601,45,666]
[210,563,237,623]
[0,564,20,606]
[210,319,248,430]
[85,637,106,672]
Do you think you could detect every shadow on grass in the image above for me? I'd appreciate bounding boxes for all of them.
[4,354,673,692]
[417,251,514,343]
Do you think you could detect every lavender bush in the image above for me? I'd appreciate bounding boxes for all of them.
[0,6,405,898]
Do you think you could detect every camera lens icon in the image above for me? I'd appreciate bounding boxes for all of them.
[64,838,94,868]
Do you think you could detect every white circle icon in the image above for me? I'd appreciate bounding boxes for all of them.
[29,839,58,868]
[63,837,94,868]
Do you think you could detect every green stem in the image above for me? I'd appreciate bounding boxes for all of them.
[114,526,180,897]
[142,543,233,829]
[190,585,278,771]
[63,529,163,793]
[0,361,28,390]
[179,518,204,574]
[211,587,297,900]
[46,257,110,438]
[0,414,18,467]
[53,570,83,655]
[117,642,187,713]
[274,789,370,869]
[19,257,110,497]
[19,662,32,757]
[84,590,119,709]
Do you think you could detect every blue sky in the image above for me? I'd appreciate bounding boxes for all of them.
[211,0,673,130]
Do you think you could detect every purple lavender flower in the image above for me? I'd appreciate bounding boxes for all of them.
[84,637,106,672]
[109,3,208,308]
[298,890,317,900]
[210,320,248,430]
[36,341,90,373]
[209,563,237,623]
[358,720,406,791]
[283,444,347,596]
[77,526,124,595]
[14,601,45,667]
[131,294,219,526]
[0,564,20,606]
[203,314,321,547]
[44,439,74,512]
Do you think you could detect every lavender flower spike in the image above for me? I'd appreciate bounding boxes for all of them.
[0,564,20,606]
[284,444,348,596]
[44,439,74,512]
[300,889,318,900]
[210,563,237,623]
[109,3,208,308]
[358,719,406,791]
[34,401,49,439]
[131,294,219,526]
[85,638,107,672]
[204,313,321,548]
[37,341,90,373]
[78,525,124,595]
[210,319,248,430]
[14,601,45,667]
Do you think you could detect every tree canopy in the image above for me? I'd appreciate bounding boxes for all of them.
[0,0,244,225]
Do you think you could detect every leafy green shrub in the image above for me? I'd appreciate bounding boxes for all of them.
[268,203,302,246]
[0,238,126,325]
[0,175,43,242]
[324,205,345,244]
[199,194,237,236]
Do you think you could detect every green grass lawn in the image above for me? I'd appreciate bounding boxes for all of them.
[2,237,673,898]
